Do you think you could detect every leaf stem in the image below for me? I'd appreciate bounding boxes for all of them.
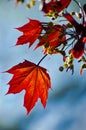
[37,54,48,66]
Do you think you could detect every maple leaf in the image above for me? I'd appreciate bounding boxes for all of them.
[35,25,66,54]
[41,0,71,14]
[64,8,86,59]
[63,13,82,34]
[16,18,42,47]
[71,38,85,59]
[6,60,51,114]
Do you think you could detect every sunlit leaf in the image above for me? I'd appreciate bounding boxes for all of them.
[16,18,42,47]
[6,60,51,114]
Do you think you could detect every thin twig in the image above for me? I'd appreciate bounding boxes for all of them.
[37,54,48,66]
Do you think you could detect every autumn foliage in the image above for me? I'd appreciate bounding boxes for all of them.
[6,60,51,114]
[5,0,86,114]
[16,19,42,47]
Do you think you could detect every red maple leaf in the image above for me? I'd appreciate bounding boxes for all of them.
[16,18,42,47]
[6,60,51,114]
[35,25,66,54]
[41,0,71,14]
[71,38,85,59]
[64,11,86,58]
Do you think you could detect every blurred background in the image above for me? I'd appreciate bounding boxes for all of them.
[0,0,86,130]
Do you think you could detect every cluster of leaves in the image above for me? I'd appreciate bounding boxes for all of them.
[6,0,86,114]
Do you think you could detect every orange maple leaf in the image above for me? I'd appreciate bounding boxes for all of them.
[16,18,42,47]
[6,60,51,114]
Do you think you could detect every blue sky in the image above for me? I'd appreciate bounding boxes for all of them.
[0,0,86,130]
